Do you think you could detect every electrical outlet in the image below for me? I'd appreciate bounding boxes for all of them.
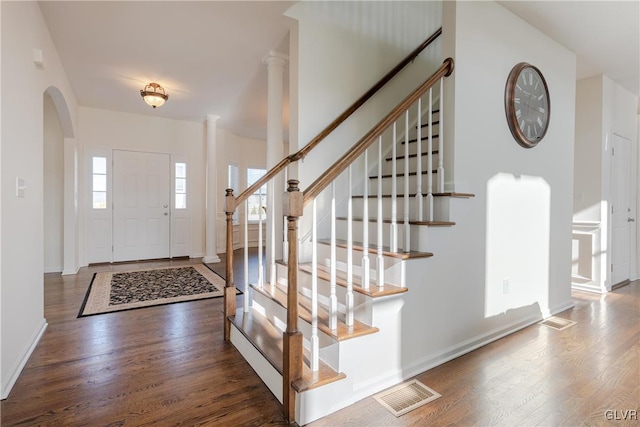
[502,278,510,294]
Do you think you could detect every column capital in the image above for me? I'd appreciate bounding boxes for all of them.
[262,50,289,68]
[206,114,220,124]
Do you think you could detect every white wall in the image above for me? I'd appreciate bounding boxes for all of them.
[573,75,639,291]
[1,0,78,398]
[78,107,206,263]
[287,0,443,190]
[397,0,576,374]
[574,77,603,221]
[43,93,64,272]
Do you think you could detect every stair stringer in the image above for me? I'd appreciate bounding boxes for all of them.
[229,323,283,402]
[296,293,408,425]
[232,281,412,425]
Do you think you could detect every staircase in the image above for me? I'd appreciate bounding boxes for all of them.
[218,30,474,425]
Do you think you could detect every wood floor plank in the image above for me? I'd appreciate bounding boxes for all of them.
[2,253,637,427]
[309,282,640,426]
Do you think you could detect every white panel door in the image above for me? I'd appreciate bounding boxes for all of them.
[113,150,171,262]
[611,134,632,285]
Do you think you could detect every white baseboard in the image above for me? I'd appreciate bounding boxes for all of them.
[61,266,80,276]
[44,266,63,274]
[547,300,576,317]
[352,301,574,408]
[202,255,221,264]
[572,282,607,294]
[297,305,573,425]
[189,253,205,259]
[1,319,48,399]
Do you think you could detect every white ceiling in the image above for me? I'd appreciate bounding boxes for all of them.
[38,1,293,140]
[498,0,639,96]
[39,1,639,143]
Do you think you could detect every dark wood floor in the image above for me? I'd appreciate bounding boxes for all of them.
[1,253,638,426]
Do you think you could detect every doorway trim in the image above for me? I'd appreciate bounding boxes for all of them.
[44,86,79,276]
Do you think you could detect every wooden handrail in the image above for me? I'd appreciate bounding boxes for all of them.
[234,27,443,206]
[303,58,454,206]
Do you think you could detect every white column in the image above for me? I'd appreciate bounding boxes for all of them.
[203,115,221,264]
[263,51,288,280]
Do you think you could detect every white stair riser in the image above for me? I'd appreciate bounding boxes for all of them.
[334,218,435,252]
[251,288,340,360]
[380,151,440,175]
[315,244,407,288]
[368,172,440,196]
[274,263,374,325]
[348,196,451,222]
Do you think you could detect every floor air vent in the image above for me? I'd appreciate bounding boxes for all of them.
[373,379,441,417]
[540,316,576,331]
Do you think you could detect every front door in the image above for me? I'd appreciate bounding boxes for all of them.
[610,134,632,286]
[113,150,171,262]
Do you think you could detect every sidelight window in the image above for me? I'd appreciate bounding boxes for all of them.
[175,162,187,209]
[92,156,107,209]
[247,168,267,222]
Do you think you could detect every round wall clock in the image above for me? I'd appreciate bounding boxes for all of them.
[504,62,550,148]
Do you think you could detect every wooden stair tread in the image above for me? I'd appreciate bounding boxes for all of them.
[251,284,379,341]
[370,169,437,179]
[317,238,433,259]
[419,119,440,128]
[335,216,455,227]
[401,134,439,144]
[385,150,439,161]
[230,310,346,392]
[352,192,475,199]
[297,263,408,297]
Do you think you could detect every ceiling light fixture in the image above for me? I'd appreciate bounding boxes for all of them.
[140,82,168,108]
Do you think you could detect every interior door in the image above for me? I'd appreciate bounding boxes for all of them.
[611,134,632,285]
[113,150,171,262]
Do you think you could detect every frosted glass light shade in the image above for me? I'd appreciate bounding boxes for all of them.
[140,83,168,109]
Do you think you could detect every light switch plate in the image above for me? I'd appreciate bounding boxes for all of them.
[16,177,26,198]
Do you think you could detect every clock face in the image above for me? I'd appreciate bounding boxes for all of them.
[505,63,550,148]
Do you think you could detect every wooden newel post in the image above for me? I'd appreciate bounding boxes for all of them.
[224,188,236,342]
[283,179,303,423]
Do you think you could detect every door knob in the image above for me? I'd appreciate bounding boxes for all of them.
[163,204,168,208]
[629,218,636,222]
[164,212,169,216]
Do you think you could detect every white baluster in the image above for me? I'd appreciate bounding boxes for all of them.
[269,181,276,286]
[244,200,249,312]
[376,136,385,288]
[390,122,398,252]
[362,149,370,290]
[416,98,424,222]
[311,199,319,372]
[283,169,288,261]
[258,185,264,288]
[404,110,411,252]
[438,77,445,192]
[346,166,354,326]
[427,89,434,222]
[329,182,338,331]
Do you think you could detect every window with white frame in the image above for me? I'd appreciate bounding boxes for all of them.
[175,162,187,209]
[92,156,107,209]
[228,163,239,223]
[247,168,267,222]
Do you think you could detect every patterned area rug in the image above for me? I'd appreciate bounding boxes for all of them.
[78,264,231,317]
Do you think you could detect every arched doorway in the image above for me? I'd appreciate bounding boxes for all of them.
[43,86,78,275]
